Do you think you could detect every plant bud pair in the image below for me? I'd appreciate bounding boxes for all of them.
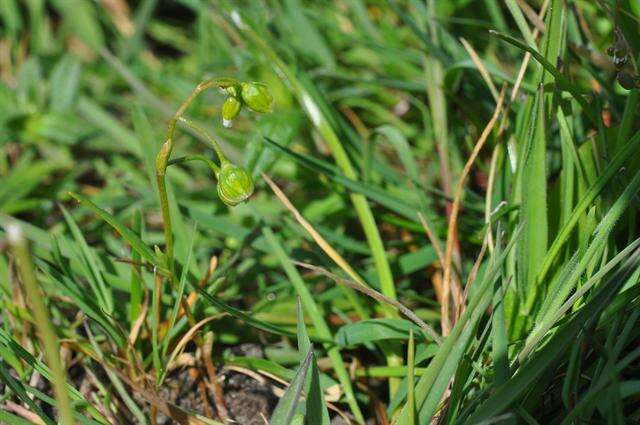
[221,82,273,127]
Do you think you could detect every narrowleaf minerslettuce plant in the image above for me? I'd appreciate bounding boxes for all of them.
[155,78,272,271]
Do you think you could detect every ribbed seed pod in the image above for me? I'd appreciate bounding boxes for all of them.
[216,162,254,206]
[240,82,273,113]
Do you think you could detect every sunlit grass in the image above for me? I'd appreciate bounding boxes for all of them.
[1,0,639,424]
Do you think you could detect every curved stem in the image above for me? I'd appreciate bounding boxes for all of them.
[165,77,239,144]
[177,117,228,167]
[168,155,220,175]
[155,77,239,271]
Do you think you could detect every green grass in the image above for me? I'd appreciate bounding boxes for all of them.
[1,0,640,424]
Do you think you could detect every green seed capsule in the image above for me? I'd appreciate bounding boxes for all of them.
[216,162,254,206]
[240,82,273,113]
[222,96,242,127]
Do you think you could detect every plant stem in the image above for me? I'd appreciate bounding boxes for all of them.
[155,77,238,271]
[7,222,74,425]
[177,117,228,167]
[168,155,220,175]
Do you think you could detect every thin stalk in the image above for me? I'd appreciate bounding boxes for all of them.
[151,272,162,384]
[129,210,143,326]
[155,77,238,271]
[177,117,228,167]
[424,0,462,336]
[168,155,220,175]
[442,87,505,331]
[406,329,416,425]
[7,223,74,425]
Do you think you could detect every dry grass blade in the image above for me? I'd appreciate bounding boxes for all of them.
[294,261,442,345]
[202,331,228,422]
[460,38,499,101]
[3,400,46,424]
[262,173,369,287]
[417,212,445,266]
[128,292,148,345]
[163,314,226,376]
[517,0,546,33]
[442,86,506,335]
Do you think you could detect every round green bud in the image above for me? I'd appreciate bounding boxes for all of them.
[216,162,254,206]
[240,82,273,113]
[222,96,242,128]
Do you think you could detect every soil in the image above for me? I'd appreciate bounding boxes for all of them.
[221,343,277,424]
[7,343,278,424]
[148,343,276,424]
[3,343,362,424]
[154,362,277,425]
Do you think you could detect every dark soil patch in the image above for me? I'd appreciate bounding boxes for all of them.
[3,343,278,424]
[153,364,276,425]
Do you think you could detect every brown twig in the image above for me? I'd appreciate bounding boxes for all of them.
[417,212,445,266]
[202,331,229,422]
[442,86,506,335]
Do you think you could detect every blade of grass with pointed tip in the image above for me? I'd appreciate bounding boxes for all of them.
[395,226,522,422]
[270,349,314,425]
[296,299,330,425]
[263,226,364,422]
[465,251,640,424]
